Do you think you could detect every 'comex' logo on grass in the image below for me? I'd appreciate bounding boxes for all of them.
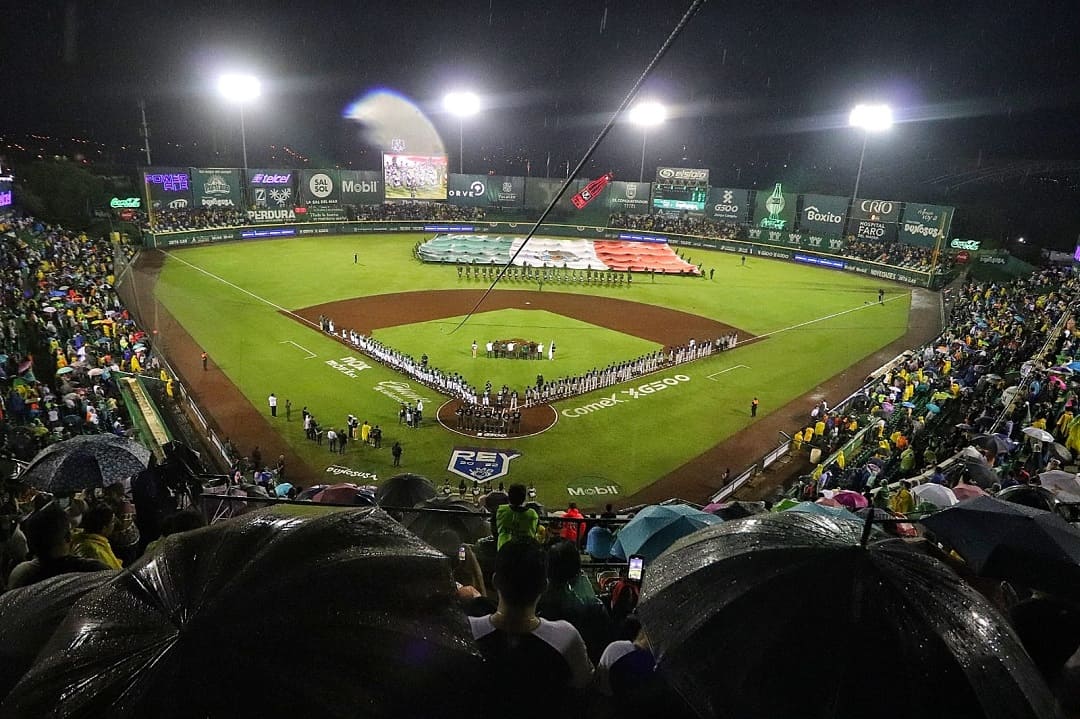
[448,448,521,483]
[566,477,622,497]
[561,375,690,418]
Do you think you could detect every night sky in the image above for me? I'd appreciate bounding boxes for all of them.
[4,0,1080,243]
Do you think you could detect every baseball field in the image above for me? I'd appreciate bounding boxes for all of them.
[139,232,913,507]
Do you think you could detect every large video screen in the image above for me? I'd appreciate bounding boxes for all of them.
[383,154,447,200]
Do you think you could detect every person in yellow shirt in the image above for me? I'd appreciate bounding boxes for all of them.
[889,481,915,515]
[814,419,826,438]
[71,504,122,570]
[1056,409,1074,439]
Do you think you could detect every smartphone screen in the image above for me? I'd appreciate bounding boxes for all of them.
[627,555,644,583]
[458,545,467,562]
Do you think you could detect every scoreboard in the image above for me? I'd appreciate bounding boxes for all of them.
[652,167,709,214]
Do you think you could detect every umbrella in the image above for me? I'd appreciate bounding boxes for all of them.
[375,473,437,508]
[0,571,116,700]
[814,496,843,508]
[983,373,1003,381]
[1021,426,1055,443]
[55,366,74,375]
[636,512,1056,719]
[88,367,105,377]
[1037,470,1080,503]
[42,306,57,314]
[855,506,918,537]
[901,401,916,408]
[954,423,974,431]
[1001,386,1021,405]
[960,445,988,462]
[830,489,869,510]
[771,497,801,512]
[273,482,294,497]
[997,485,1059,513]
[925,402,941,414]
[951,483,988,501]
[610,504,722,562]
[708,500,767,520]
[20,435,151,494]
[294,484,324,500]
[0,505,483,719]
[911,483,959,508]
[405,496,491,544]
[780,500,858,522]
[94,337,111,346]
[921,496,1080,599]
[964,461,1000,489]
[1049,442,1073,463]
[971,434,1013,455]
[312,482,371,504]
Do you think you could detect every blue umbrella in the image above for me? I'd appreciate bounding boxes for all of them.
[901,401,916,408]
[780,501,860,522]
[274,483,294,498]
[611,504,722,562]
[926,403,941,413]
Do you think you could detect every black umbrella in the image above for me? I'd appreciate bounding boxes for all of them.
[962,459,999,489]
[1048,442,1073,464]
[713,500,767,521]
[375,472,437,508]
[997,484,1058,513]
[1,505,482,719]
[921,496,1080,599]
[405,496,490,544]
[971,434,1014,455]
[0,571,115,700]
[636,512,1056,719]
[20,435,151,494]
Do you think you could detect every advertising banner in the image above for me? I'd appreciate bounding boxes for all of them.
[706,188,750,223]
[798,194,849,235]
[607,181,651,215]
[655,167,710,184]
[849,197,901,223]
[0,175,12,209]
[246,169,297,210]
[746,226,846,254]
[899,203,954,246]
[752,183,797,230]
[299,169,341,209]
[523,177,590,214]
[383,153,448,201]
[144,168,194,212]
[447,174,526,208]
[191,168,243,209]
[851,219,897,242]
[339,171,384,205]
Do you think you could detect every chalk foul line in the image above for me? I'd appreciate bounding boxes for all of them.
[280,340,316,359]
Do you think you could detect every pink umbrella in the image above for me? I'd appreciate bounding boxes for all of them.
[815,497,844,508]
[831,490,869,510]
[312,483,364,504]
[951,484,987,501]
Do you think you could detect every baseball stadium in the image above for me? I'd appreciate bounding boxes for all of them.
[1,1,1079,716]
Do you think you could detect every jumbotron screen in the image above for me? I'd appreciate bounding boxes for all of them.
[652,167,709,213]
[383,153,448,201]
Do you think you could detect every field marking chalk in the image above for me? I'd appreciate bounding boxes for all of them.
[280,340,316,359]
[707,364,750,381]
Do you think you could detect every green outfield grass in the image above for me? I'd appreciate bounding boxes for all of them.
[375,309,661,390]
[154,233,911,506]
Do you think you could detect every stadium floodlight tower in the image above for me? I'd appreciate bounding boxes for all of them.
[629,101,666,183]
[848,103,893,202]
[443,91,481,174]
[217,73,262,170]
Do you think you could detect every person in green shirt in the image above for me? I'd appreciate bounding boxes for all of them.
[496,484,539,549]
[900,446,917,475]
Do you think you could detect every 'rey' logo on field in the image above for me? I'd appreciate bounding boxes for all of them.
[448,447,521,483]
[566,476,622,497]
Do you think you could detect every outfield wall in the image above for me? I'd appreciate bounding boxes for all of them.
[145,221,954,289]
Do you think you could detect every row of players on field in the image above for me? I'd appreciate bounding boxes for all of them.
[524,334,737,407]
[456,264,640,282]
[318,316,740,414]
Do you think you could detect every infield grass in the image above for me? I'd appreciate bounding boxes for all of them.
[154,233,911,505]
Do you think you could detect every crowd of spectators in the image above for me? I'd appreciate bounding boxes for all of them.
[842,239,956,273]
[608,212,738,239]
[790,267,1080,509]
[147,207,247,232]
[353,202,485,221]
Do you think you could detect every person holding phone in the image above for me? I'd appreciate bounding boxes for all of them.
[470,539,593,718]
